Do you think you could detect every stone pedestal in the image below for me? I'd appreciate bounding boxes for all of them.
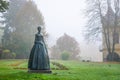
[28,69,52,73]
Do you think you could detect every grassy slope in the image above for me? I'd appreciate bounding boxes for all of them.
[0,59,120,80]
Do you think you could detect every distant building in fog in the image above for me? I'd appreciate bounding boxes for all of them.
[101,31,120,62]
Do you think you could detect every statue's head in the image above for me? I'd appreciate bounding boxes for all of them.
[37,26,41,33]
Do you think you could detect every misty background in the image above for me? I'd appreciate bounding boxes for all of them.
[34,0,102,61]
[0,0,103,61]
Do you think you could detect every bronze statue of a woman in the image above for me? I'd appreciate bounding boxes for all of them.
[28,26,51,73]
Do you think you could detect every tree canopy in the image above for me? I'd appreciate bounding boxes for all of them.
[51,33,80,60]
[11,0,46,58]
[2,0,46,58]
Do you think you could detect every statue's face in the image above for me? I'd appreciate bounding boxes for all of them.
[38,26,41,32]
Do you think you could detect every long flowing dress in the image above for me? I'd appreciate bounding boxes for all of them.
[28,33,50,70]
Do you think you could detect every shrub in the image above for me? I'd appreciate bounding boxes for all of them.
[3,49,10,53]
[2,49,15,59]
[61,51,70,60]
[12,52,16,59]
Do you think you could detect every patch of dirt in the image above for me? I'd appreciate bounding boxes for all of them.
[13,67,27,70]
[9,61,25,66]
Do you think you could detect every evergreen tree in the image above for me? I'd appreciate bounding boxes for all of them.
[11,0,46,58]
[2,0,26,49]
[0,0,9,12]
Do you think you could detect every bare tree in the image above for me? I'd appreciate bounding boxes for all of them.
[85,0,120,61]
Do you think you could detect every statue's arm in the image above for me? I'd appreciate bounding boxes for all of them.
[42,36,48,53]
[35,34,37,41]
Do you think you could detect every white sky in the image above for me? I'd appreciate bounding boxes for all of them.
[34,0,103,62]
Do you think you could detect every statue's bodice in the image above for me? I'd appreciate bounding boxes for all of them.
[35,34,43,44]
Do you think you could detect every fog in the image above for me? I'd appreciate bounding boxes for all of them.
[34,0,103,62]
[0,0,103,61]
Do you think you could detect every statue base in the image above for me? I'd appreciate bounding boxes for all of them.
[28,69,52,73]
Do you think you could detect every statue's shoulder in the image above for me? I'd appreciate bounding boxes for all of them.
[36,33,43,37]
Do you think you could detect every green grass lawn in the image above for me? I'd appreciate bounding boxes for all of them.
[0,59,120,80]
